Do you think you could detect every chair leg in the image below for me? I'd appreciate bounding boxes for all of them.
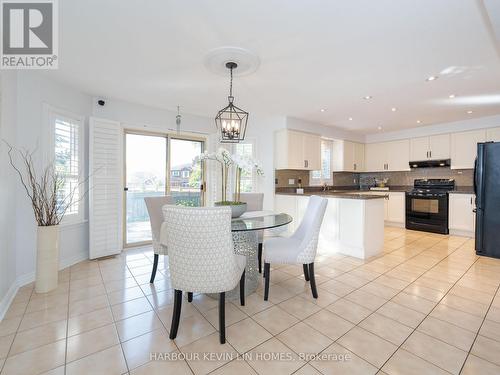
[239,270,245,306]
[308,263,318,299]
[303,264,310,281]
[187,292,193,302]
[219,292,226,344]
[150,254,159,283]
[258,243,263,273]
[264,263,270,301]
[169,290,182,339]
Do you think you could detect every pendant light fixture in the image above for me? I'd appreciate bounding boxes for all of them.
[215,62,248,143]
[176,105,182,135]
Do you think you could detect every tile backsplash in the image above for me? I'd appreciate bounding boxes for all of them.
[358,167,473,187]
[275,169,310,187]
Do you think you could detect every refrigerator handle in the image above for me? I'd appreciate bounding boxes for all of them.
[473,158,477,196]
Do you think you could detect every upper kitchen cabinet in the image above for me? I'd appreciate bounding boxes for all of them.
[332,140,365,172]
[486,127,500,142]
[274,129,321,170]
[410,134,450,161]
[450,129,486,169]
[365,139,410,172]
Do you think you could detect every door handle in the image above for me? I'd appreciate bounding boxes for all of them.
[124,187,129,191]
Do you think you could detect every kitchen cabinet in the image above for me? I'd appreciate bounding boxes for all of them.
[274,129,321,170]
[333,140,365,172]
[450,130,486,169]
[449,193,475,236]
[486,127,500,142]
[386,192,405,224]
[410,134,450,161]
[365,140,410,172]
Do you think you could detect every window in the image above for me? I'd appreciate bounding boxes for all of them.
[310,139,333,185]
[233,140,256,192]
[182,170,190,178]
[49,108,84,223]
[172,170,180,177]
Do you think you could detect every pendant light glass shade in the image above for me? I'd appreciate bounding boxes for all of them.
[215,62,248,143]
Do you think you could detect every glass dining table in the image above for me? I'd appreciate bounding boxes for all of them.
[226,211,292,298]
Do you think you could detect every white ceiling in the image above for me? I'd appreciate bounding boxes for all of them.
[46,0,500,134]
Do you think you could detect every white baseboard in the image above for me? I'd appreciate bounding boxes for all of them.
[385,221,405,228]
[449,229,475,238]
[0,251,89,322]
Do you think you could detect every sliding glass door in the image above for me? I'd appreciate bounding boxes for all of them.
[169,138,204,207]
[124,132,205,247]
[125,133,167,245]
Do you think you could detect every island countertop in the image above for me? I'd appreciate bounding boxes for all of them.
[274,191,388,200]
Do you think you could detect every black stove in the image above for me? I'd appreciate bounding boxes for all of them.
[406,179,455,234]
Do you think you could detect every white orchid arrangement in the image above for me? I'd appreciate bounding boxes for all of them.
[194,147,264,203]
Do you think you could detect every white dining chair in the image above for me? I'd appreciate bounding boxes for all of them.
[239,193,264,273]
[162,205,246,344]
[144,195,175,284]
[263,195,328,299]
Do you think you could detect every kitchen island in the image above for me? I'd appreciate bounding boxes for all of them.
[274,192,387,259]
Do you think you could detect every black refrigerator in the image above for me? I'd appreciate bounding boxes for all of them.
[475,142,500,258]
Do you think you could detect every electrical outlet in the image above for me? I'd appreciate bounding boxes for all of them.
[288,179,295,185]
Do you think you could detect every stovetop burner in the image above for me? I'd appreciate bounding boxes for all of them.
[408,179,455,197]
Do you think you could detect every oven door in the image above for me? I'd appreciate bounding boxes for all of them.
[405,193,449,234]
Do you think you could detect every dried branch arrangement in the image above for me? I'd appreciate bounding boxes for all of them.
[4,141,87,226]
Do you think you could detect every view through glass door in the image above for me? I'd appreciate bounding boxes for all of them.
[169,138,204,206]
[125,132,205,246]
[125,133,167,245]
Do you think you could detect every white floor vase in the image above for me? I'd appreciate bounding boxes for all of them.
[35,225,60,293]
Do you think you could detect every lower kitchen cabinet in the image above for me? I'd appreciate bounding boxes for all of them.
[386,192,405,225]
[449,193,475,236]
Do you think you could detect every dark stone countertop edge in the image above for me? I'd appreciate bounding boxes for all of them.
[274,192,387,200]
[275,185,474,196]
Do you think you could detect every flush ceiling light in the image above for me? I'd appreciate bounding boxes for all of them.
[215,62,248,143]
[449,94,456,98]
[467,110,473,114]
[320,109,326,112]
[426,76,438,81]
[377,126,383,130]
[348,117,353,121]
[416,120,422,124]
[363,95,372,100]
[391,107,397,112]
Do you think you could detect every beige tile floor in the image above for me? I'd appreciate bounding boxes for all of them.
[1,228,500,375]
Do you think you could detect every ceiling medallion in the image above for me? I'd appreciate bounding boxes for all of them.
[215,62,248,143]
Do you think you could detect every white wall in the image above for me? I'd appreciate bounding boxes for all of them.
[0,73,19,317]
[287,116,365,143]
[0,71,93,317]
[365,114,500,143]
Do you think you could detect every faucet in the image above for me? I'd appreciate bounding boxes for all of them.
[322,183,328,192]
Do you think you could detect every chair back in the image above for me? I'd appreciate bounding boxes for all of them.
[292,195,328,263]
[144,196,175,242]
[240,193,264,212]
[162,205,241,293]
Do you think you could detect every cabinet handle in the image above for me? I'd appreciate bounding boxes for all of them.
[430,150,432,158]
[304,160,308,168]
[354,163,356,170]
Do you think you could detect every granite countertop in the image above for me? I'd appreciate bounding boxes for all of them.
[275,191,388,200]
[275,185,475,197]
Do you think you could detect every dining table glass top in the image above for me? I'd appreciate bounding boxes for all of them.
[231,211,293,232]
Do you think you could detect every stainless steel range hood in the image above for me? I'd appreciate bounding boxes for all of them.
[409,159,451,169]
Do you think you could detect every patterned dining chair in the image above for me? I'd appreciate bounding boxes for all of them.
[263,195,328,299]
[144,195,175,284]
[239,193,264,273]
[162,205,246,344]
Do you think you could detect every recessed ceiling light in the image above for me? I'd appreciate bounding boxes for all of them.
[467,110,473,114]
[426,76,438,81]
[377,126,383,130]
[348,117,353,121]
[320,108,326,112]
[449,94,456,98]
[363,95,372,100]
[416,120,422,124]
[391,107,397,112]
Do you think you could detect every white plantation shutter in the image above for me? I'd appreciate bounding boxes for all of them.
[89,117,123,259]
[52,111,83,221]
